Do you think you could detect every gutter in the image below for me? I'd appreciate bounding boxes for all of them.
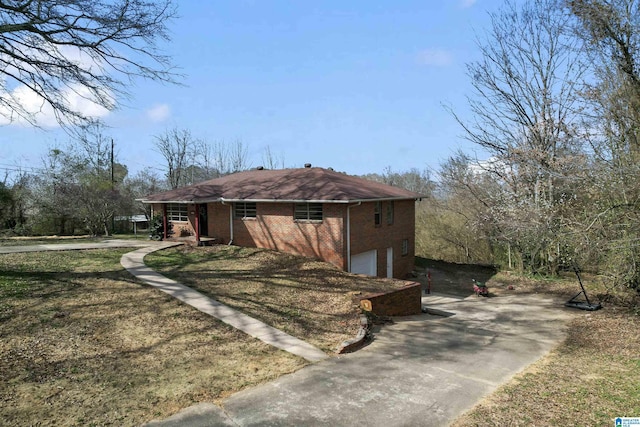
[136,199,193,204]
[140,196,424,205]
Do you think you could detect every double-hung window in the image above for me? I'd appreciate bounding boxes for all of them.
[234,202,257,219]
[374,201,382,226]
[294,203,323,221]
[386,201,394,225]
[167,203,188,222]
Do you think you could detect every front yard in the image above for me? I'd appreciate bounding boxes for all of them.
[0,249,305,426]
[144,245,412,351]
[0,245,408,426]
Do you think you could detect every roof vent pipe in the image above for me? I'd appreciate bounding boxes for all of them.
[304,163,312,168]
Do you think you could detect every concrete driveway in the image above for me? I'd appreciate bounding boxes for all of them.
[147,292,574,427]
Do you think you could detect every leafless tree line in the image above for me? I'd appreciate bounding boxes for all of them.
[430,0,640,291]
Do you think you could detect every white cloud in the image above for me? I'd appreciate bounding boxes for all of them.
[145,103,171,122]
[416,48,454,67]
[459,0,477,9]
[0,42,115,128]
[0,83,110,128]
[468,156,508,176]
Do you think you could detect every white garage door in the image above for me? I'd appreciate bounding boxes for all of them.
[351,250,377,276]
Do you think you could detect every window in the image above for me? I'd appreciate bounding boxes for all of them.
[402,239,409,256]
[295,203,323,221]
[234,202,257,219]
[386,201,394,225]
[374,201,382,225]
[167,203,188,222]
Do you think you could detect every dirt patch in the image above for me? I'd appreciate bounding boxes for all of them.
[0,250,305,426]
[414,257,497,297]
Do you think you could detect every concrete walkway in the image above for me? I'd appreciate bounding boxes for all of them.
[120,244,329,363]
[145,292,574,427]
[0,239,157,254]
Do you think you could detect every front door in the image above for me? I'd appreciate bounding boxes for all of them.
[198,204,208,236]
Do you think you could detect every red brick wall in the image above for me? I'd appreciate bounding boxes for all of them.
[153,199,416,279]
[349,200,415,279]
[205,202,346,269]
[151,203,197,238]
[207,202,230,240]
[359,282,422,316]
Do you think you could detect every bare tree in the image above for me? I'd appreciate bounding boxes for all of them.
[228,139,250,173]
[450,0,589,273]
[567,0,640,289]
[153,127,195,189]
[0,0,177,129]
[261,145,285,169]
[124,167,167,219]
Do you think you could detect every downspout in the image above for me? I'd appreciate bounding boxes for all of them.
[194,204,200,245]
[221,201,234,245]
[346,202,361,272]
[162,204,168,240]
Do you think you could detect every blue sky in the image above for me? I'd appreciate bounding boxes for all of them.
[1,0,504,179]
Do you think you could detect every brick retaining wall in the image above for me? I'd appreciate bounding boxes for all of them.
[359,281,422,317]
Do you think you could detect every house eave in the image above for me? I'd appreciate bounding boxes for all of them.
[138,199,194,204]
[140,196,424,204]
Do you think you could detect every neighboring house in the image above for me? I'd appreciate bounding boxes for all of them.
[140,165,424,279]
[114,214,149,235]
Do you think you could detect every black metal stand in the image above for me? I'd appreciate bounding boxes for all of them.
[564,267,602,311]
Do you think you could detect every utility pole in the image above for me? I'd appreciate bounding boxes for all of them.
[111,138,115,191]
[110,138,115,235]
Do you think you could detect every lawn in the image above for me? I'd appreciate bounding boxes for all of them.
[454,271,640,426]
[144,245,411,351]
[0,249,306,426]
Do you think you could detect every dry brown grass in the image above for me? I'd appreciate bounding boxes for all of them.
[144,245,411,351]
[0,249,305,426]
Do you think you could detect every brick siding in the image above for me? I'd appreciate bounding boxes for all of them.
[153,199,415,278]
[349,200,416,278]
[359,282,422,316]
[229,203,345,269]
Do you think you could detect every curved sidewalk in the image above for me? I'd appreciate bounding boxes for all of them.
[120,244,329,363]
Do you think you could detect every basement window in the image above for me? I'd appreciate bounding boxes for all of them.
[234,202,257,219]
[167,203,188,222]
[295,203,323,221]
[402,239,409,256]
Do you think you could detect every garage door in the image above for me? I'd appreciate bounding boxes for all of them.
[351,250,377,276]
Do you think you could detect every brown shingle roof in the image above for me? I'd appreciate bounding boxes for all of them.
[142,167,423,203]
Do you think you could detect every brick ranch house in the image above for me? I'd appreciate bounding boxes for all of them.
[141,166,424,279]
